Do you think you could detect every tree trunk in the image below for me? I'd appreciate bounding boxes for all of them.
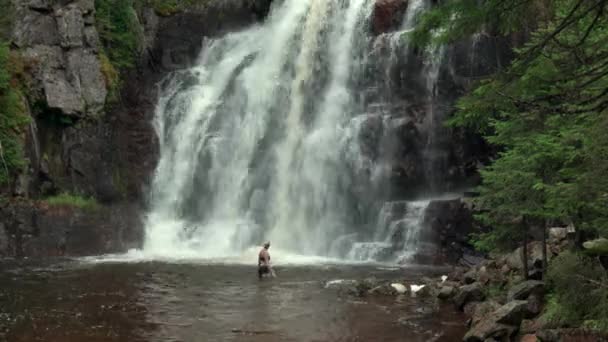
[521,216,529,280]
[541,222,548,279]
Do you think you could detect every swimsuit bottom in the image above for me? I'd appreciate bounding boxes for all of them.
[258,265,270,278]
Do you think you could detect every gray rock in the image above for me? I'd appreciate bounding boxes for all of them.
[536,329,561,342]
[75,0,95,14]
[0,223,8,256]
[505,242,550,271]
[465,300,501,326]
[12,11,60,47]
[477,266,491,285]
[66,49,107,114]
[43,69,85,115]
[454,283,486,309]
[464,269,477,284]
[460,254,486,268]
[57,6,85,48]
[583,238,608,255]
[463,318,516,342]
[548,227,567,241]
[26,0,53,11]
[493,300,529,325]
[527,269,544,281]
[507,280,544,301]
[22,45,64,70]
[437,286,455,299]
[83,26,100,51]
[527,293,543,316]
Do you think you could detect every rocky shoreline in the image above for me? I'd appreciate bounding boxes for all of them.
[328,228,608,341]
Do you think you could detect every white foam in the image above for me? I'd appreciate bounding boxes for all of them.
[80,247,381,266]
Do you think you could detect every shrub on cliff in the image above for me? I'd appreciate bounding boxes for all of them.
[45,193,100,211]
[0,41,29,186]
[94,0,141,99]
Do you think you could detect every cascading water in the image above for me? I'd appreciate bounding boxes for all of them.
[143,0,452,262]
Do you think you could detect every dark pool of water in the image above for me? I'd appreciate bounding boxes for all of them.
[0,259,467,341]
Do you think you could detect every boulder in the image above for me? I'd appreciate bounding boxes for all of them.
[477,266,491,285]
[583,238,608,255]
[548,227,568,241]
[464,300,501,326]
[505,242,551,270]
[493,300,530,325]
[464,269,477,284]
[527,269,544,281]
[536,329,561,342]
[463,318,516,342]
[526,294,543,317]
[520,318,548,335]
[520,334,539,342]
[507,281,545,301]
[437,286,455,299]
[454,283,486,310]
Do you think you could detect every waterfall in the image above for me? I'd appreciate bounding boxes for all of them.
[143,0,452,262]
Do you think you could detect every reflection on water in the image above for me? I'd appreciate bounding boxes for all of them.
[0,260,466,341]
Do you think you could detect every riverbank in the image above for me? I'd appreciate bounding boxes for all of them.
[341,228,608,341]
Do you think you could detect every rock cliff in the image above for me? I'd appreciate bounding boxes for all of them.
[0,0,273,257]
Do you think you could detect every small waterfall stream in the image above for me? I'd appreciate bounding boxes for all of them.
[143,0,456,262]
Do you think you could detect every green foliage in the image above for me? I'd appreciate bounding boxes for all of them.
[45,193,100,210]
[543,252,608,332]
[411,0,549,47]
[99,51,120,99]
[484,282,507,300]
[427,0,608,251]
[0,0,14,40]
[95,0,140,71]
[134,0,211,16]
[94,0,142,100]
[0,42,30,185]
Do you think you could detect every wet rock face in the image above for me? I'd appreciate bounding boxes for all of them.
[422,198,476,263]
[1,0,275,257]
[0,201,142,257]
[143,0,274,72]
[13,0,106,117]
[371,0,409,35]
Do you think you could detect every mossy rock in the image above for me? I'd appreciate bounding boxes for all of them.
[583,238,608,256]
